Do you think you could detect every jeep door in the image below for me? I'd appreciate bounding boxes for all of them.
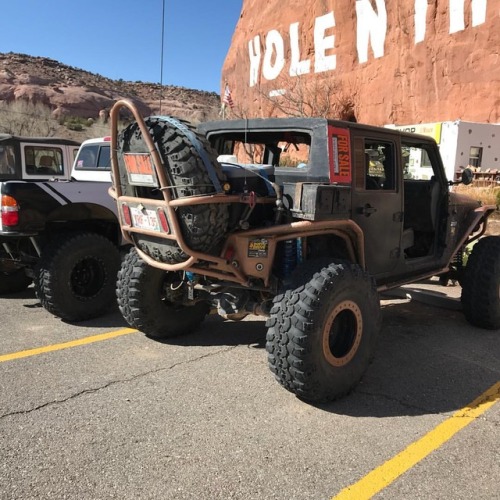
[350,132,403,278]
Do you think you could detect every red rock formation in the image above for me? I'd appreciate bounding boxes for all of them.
[0,53,220,124]
[222,0,500,125]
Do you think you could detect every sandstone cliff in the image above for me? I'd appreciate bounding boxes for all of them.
[222,0,500,125]
[0,52,221,125]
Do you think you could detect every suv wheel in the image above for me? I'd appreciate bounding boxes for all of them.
[34,232,120,321]
[461,236,500,329]
[117,247,209,339]
[266,260,381,402]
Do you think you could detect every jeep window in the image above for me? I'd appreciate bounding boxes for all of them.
[0,144,18,179]
[75,144,111,170]
[213,132,311,169]
[401,141,442,246]
[278,141,310,168]
[25,146,64,176]
[402,145,435,180]
[363,140,396,190]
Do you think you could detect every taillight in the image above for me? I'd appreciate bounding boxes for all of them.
[157,209,169,233]
[121,203,132,226]
[1,195,19,226]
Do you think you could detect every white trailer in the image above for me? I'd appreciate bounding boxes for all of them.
[387,121,500,182]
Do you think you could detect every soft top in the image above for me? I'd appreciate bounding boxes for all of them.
[0,134,80,146]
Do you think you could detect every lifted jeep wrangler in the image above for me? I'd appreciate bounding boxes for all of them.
[109,100,499,403]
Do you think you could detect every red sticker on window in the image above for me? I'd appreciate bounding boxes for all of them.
[328,126,351,184]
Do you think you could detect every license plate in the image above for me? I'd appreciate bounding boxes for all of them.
[130,207,160,231]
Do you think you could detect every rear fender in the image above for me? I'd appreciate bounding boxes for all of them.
[45,203,121,245]
[223,219,366,287]
[47,202,118,224]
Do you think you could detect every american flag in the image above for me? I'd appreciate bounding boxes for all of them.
[222,84,234,109]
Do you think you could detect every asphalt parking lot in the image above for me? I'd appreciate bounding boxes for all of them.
[0,283,498,499]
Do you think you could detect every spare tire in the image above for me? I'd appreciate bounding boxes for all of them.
[118,116,229,264]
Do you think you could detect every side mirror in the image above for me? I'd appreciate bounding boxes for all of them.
[461,168,474,186]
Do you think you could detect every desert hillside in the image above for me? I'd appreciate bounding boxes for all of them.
[0,52,221,140]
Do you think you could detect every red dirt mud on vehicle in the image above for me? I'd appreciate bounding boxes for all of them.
[109,99,499,403]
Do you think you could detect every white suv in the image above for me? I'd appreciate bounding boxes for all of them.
[71,136,111,182]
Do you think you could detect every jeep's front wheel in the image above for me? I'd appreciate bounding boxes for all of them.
[461,236,500,329]
[266,261,381,402]
[34,233,120,321]
[116,248,209,339]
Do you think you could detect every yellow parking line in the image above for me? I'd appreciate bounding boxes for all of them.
[333,381,500,499]
[0,328,137,363]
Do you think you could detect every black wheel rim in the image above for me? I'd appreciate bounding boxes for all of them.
[70,257,106,298]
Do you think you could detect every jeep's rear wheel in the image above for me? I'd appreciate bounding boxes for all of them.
[266,260,381,402]
[0,268,32,294]
[461,236,500,329]
[116,247,209,339]
[34,233,120,321]
[118,117,229,264]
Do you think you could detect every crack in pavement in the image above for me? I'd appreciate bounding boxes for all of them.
[0,345,239,420]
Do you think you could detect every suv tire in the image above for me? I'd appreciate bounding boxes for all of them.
[461,235,500,329]
[117,247,209,339]
[266,260,381,402]
[34,232,120,321]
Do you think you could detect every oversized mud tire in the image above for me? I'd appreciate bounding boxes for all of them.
[461,236,500,329]
[0,269,32,294]
[116,247,209,339]
[266,260,381,402]
[34,233,120,321]
[118,117,229,263]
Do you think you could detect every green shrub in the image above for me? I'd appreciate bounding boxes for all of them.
[64,116,87,131]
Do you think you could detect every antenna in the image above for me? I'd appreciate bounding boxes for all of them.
[159,0,166,114]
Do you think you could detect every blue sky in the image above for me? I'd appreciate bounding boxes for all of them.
[0,0,242,94]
